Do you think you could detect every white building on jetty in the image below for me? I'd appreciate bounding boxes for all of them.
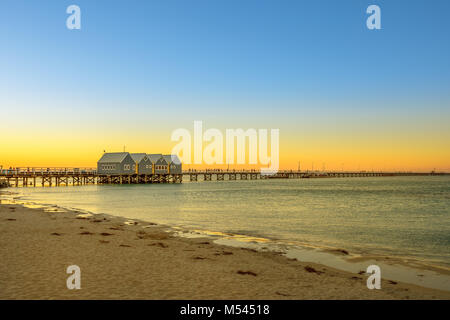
[130,153,153,175]
[163,155,182,174]
[97,152,181,175]
[97,152,136,175]
[148,154,168,174]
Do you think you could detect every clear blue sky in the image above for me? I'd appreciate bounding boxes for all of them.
[1,1,449,170]
[1,1,449,111]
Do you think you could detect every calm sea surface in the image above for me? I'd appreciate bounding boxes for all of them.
[11,176,450,268]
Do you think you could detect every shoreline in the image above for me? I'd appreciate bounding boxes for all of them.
[2,189,450,292]
[176,229,450,292]
[2,188,450,291]
[4,186,450,273]
[1,193,449,299]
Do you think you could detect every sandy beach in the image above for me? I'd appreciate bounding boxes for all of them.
[0,197,448,300]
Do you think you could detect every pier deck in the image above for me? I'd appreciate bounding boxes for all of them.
[0,167,445,187]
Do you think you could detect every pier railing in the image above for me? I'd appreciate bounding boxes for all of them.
[0,167,97,175]
[0,167,445,177]
[0,167,446,187]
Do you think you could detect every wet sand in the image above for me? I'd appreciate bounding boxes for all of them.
[1,201,449,299]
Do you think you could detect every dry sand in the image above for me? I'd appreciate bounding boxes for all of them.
[1,201,449,300]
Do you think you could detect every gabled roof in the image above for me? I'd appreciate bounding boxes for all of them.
[130,153,147,163]
[147,154,163,164]
[163,154,181,165]
[98,152,130,163]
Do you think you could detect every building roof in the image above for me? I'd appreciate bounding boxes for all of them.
[147,154,163,164]
[163,154,181,165]
[130,153,147,163]
[98,152,130,163]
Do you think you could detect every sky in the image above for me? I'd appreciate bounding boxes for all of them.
[0,0,449,171]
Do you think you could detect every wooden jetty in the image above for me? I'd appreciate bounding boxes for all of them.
[0,168,182,187]
[183,170,445,182]
[0,167,446,187]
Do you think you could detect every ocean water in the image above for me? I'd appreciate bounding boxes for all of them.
[8,176,450,269]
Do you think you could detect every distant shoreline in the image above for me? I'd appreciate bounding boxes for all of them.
[1,192,449,299]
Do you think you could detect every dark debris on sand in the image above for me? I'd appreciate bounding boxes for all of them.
[304,266,324,275]
[100,232,114,236]
[79,231,94,235]
[237,270,258,276]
